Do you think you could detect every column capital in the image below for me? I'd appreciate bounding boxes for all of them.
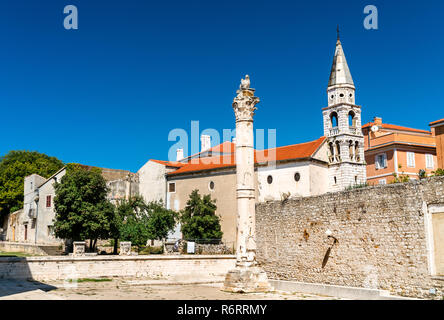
[233,76,259,122]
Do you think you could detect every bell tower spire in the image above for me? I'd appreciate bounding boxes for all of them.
[322,31,366,191]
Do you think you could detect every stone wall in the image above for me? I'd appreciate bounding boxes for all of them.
[256,176,444,299]
[0,255,235,282]
[0,241,63,256]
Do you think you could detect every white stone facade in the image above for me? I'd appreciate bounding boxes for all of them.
[324,38,366,191]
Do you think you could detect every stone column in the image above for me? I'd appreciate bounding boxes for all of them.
[222,75,271,293]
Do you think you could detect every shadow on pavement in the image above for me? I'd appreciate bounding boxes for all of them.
[0,256,57,298]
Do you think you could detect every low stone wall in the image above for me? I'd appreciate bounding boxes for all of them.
[0,255,236,282]
[164,240,234,255]
[256,176,444,299]
[195,243,234,255]
[0,241,63,256]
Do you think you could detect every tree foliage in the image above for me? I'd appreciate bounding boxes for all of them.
[145,201,178,241]
[113,196,177,248]
[180,189,223,242]
[0,151,64,219]
[53,165,114,249]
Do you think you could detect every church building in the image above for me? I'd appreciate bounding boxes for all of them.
[136,35,367,244]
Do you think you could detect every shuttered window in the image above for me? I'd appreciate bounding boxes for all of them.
[426,154,434,169]
[407,152,415,168]
[46,195,51,208]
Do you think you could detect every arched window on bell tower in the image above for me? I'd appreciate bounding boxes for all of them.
[349,140,354,160]
[348,111,356,127]
[330,112,338,128]
[335,141,341,161]
[328,142,335,162]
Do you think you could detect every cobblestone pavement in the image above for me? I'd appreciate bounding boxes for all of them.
[0,279,344,300]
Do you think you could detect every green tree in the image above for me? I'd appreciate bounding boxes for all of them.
[432,168,444,176]
[146,201,178,241]
[0,151,64,221]
[112,197,177,251]
[180,190,223,243]
[53,164,114,251]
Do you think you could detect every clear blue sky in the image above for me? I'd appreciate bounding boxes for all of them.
[0,0,443,172]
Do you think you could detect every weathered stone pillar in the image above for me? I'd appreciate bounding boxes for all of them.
[72,241,86,256]
[119,241,132,255]
[222,75,271,293]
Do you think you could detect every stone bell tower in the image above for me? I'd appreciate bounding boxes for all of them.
[322,31,366,191]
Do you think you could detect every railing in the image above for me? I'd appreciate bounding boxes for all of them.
[328,155,342,163]
[349,127,359,135]
[329,127,339,136]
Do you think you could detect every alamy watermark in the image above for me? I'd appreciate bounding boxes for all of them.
[167,121,277,168]
[63,5,78,30]
[364,5,378,30]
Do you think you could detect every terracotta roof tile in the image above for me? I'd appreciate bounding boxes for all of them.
[429,118,444,126]
[256,137,326,163]
[362,122,431,134]
[207,141,236,153]
[167,137,326,176]
[150,159,185,167]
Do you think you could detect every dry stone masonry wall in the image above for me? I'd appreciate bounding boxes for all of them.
[256,176,444,299]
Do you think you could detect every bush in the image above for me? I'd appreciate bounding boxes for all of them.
[138,246,164,255]
[346,183,369,190]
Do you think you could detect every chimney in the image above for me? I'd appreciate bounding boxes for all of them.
[201,135,211,152]
[176,148,184,161]
[373,117,382,126]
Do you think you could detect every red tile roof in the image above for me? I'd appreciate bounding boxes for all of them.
[362,122,431,134]
[167,137,326,176]
[429,118,444,126]
[167,155,236,176]
[149,159,184,167]
[256,137,326,163]
[207,141,235,153]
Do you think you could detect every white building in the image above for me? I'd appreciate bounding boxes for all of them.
[3,165,138,245]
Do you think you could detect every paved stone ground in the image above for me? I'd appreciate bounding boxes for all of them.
[0,279,344,300]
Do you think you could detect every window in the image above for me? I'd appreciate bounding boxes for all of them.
[426,154,434,169]
[335,141,341,157]
[294,172,301,182]
[334,176,337,185]
[330,112,338,128]
[375,153,387,169]
[209,181,215,191]
[168,182,176,193]
[46,195,51,208]
[267,175,273,184]
[378,179,387,185]
[348,111,356,127]
[407,152,415,168]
